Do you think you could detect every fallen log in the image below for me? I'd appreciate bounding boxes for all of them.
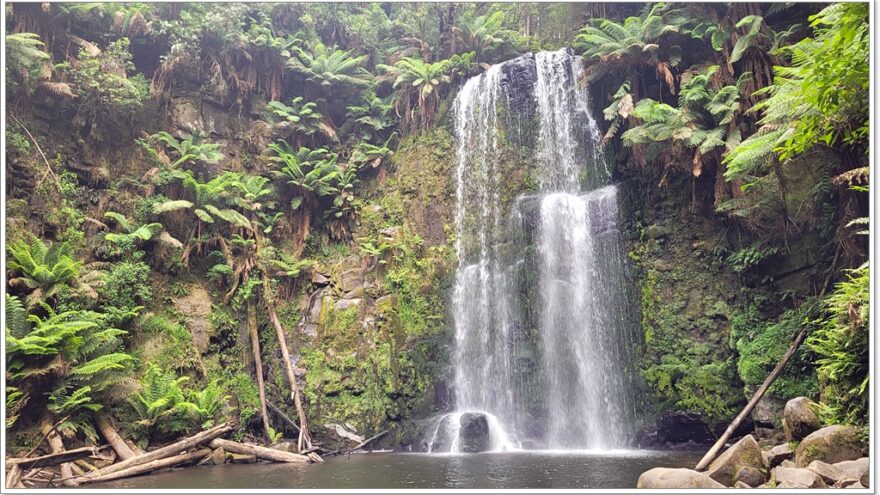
[695,326,809,471]
[40,417,77,487]
[6,465,23,489]
[208,438,311,464]
[75,422,232,483]
[73,459,97,472]
[85,448,211,484]
[349,430,389,452]
[7,447,96,470]
[94,412,137,461]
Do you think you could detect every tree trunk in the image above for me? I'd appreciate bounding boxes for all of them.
[85,448,211,484]
[208,438,311,463]
[75,422,231,483]
[695,326,810,471]
[93,412,136,461]
[40,417,77,487]
[248,301,273,442]
[262,270,313,451]
[7,447,95,470]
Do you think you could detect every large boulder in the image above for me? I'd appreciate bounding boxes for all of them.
[458,413,490,453]
[782,397,820,442]
[773,466,827,488]
[636,468,725,489]
[764,443,794,467]
[795,425,864,466]
[706,434,766,486]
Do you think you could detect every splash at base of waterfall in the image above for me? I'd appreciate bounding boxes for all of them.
[425,411,521,454]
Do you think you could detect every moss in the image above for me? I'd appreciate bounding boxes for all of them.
[731,302,819,400]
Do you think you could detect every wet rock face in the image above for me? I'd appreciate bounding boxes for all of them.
[498,52,537,134]
[636,411,713,448]
[173,285,214,354]
[458,413,491,453]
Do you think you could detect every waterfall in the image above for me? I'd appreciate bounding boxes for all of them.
[428,49,633,453]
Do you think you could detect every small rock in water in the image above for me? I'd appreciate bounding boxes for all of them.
[636,468,725,488]
[458,413,490,453]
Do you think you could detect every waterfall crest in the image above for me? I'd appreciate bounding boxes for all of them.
[428,49,634,453]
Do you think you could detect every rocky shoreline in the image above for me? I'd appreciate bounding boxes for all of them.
[637,397,869,489]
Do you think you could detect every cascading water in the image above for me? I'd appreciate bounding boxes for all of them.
[427,49,634,453]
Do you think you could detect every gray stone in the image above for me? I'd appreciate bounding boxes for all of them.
[706,434,766,486]
[733,480,751,489]
[338,268,364,293]
[734,465,766,487]
[334,298,364,312]
[311,270,330,286]
[173,285,214,354]
[833,457,869,484]
[342,287,365,299]
[458,413,490,453]
[764,443,794,467]
[795,425,864,466]
[807,460,843,484]
[636,468,726,489]
[780,459,796,468]
[783,396,820,442]
[752,396,784,426]
[773,466,827,488]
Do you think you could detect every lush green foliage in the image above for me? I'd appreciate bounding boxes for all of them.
[807,264,869,426]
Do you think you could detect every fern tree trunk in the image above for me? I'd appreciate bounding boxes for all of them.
[247,301,272,443]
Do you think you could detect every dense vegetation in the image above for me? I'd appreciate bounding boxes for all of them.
[4,1,869,459]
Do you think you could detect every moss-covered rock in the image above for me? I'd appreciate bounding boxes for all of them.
[706,434,766,486]
[795,425,864,466]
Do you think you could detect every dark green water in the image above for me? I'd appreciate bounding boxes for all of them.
[95,450,702,489]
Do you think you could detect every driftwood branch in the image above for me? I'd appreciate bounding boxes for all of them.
[94,412,137,461]
[9,113,62,192]
[85,448,211,484]
[267,401,301,433]
[7,447,96,470]
[349,430,389,452]
[695,326,810,471]
[208,438,312,464]
[75,422,232,483]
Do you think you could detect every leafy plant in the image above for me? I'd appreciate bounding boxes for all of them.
[7,238,84,308]
[807,264,869,426]
[6,32,51,97]
[151,131,224,169]
[379,57,451,131]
